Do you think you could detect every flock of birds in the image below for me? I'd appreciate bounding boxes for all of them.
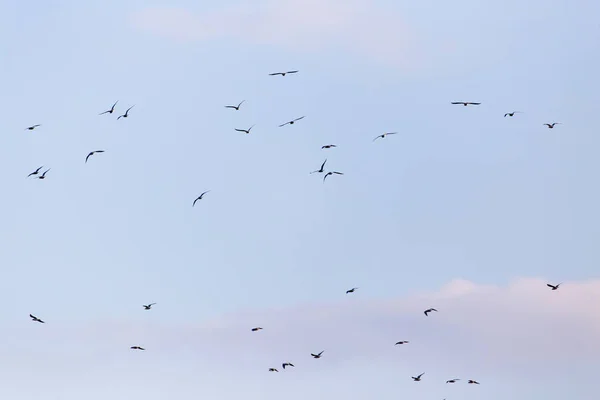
[23,69,567,398]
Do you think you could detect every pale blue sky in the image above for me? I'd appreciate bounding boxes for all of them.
[1,0,599,399]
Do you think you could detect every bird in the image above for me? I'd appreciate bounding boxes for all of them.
[235,125,255,134]
[373,132,397,141]
[321,144,337,149]
[25,124,41,130]
[38,169,51,179]
[468,380,480,385]
[310,159,327,174]
[395,341,409,345]
[29,314,44,323]
[85,150,105,163]
[451,102,481,106]
[424,308,438,316]
[411,373,424,382]
[279,116,305,127]
[268,368,279,372]
[323,171,343,183]
[99,100,118,115]
[130,346,145,350]
[311,351,324,359]
[346,287,358,294]
[269,70,298,76]
[504,111,522,117]
[544,122,561,128]
[225,100,245,110]
[282,362,295,369]
[547,283,562,291]
[446,379,460,384]
[117,105,134,120]
[143,303,156,310]
[27,166,44,178]
[251,327,263,332]
[193,191,211,207]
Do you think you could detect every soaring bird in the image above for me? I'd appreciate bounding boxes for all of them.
[395,341,409,345]
[373,132,397,141]
[193,191,211,207]
[547,283,562,291]
[282,362,295,369]
[225,100,245,110]
[310,159,327,174]
[323,171,343,183]
[446,379,460,384]
[346,287,358,294]
[269,70,298,76]
[26,124,41,130]
[235,125,255,134]
[85,150,105,163]
[38,169,51,179]
[27,166,44,178]
[544,122,561,128]
[279,116,305,127]
[451,102,481,106]
[411,373,424,382]
[424,308,437,316]
[268,368,279,372]
[321,144,337,149]
[143,303,156,310]
[29,314,45,323]
[251,327,263,332]
[468,380,480,385]
[311,351,324,359]
[130,346,145,350]
[117,105,134,120]
[504,111,522,117]
[99,100,118,115]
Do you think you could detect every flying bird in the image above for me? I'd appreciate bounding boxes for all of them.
[193,191,211,207]
[346,287,358,294]
[26,124,41,130]
[117,105,134,120]
[38,169,51,179]
[251,327,263,332]
[451,102,481,106]
[504,111,522,117]
[269,70,298,76]
[395,341,409,345]
[322,144,337,149]
[282,362,295,369]
[225,100,245,110]
[29,314,44,323]
[544,122,561,128]
[279,116,305,127]
[310,159,327,174]
[268,368,279,372]
[235,125,255,134]
[27,166,44,177]
[143,303,156,310]
[373,132,397,141]
[311,351,324,359]
[99,100,118,115]
[85,150,104,163]
[411,373,424,382]
[547,283,562,291]
[130,346,145,350]
[424,308,437,316]
[468,380,480,385]
[323,171,343,183]
[446,379,460,384]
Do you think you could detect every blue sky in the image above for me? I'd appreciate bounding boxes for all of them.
[1,0,599,399]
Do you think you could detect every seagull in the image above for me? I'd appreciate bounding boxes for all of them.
[269,70,298,77]
[451,102,481,106]
[282,362,295,369]
[279,116,305,127]
[468,380,480,385]
[311,351,324,359]
[504,111,522,117]
[373,132,397,141]
[130,346,145,350]
[321,144,337,149]
[544,122,561,128]
[27,166,44,177]
[251,327,263,332]
[310,159,327,174]
[99,100,118,115]
[268,368,279,372]
[446,379,460,384]
[346,287,358,294]
[395,341,409,345]
[323,171,343,183]
[424,308,438,316]
[193,191,210,207]
[225,100,245,110]
[547,283,562,291]
[235,125,255,134]
[26,124,41,130]
[143,303,156,310]
[85,150,105,163]
[38,169,51,179]
[117,105,134,120]
[29,314,45,323]
[411,373,424,382]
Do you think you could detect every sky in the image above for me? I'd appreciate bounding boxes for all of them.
[1,0,599,399]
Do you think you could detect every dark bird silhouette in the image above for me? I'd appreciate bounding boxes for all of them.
[235,125,255,134]
[279,116,305,127]
[346,287,358,294]
[143,303,156,310]
[117,105,134,120]
[269,70,298,76]
[282,362,294,369]
[38,169,50,179]
[446,379,460,384]
[321,144,337,149]
[412,373,424,382]
[323,171,343,183]
[130,346,145,350]
[99,100,118,115]
[85,150,105,163]
[27,166,44,178]
[269,368,279,372]
[547,283,562,291]
[193,191,211,207]
[26,124,41,130]
[29,314,44,323]
[424,308,438,316]
[395,341,409,345]
[451,102,481,106]
[311,351,324,359]
[251,327,263,332]
[225,100,245,110]
[544,122,561,128]
[373,132,397,141]
[310,159,327,174]
[468,380,480,385]
[504,111,522,117]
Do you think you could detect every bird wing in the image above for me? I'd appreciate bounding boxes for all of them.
[451,102,463,104]
[333,172,343,175]
[237,100,245,107]
[320,159,327,170]
[373,135,382,141]
[468,102,481,105]
[386,132,398,135]
[126,105,135,112]
[99,110,110,115]
[278,122,290,127]
[287,70,299,74]
[225,105,236,109]
[293,116,305,122]
[546,284,554,288]
[85,152,93,163]
[269,72,283,76]
[193,197,201,207]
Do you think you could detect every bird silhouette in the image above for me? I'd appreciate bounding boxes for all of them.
[424,308,438,316]
[446,379,460,384]
[193,191,211,207]
[412,373,424,381]
[544,122,561,128]
[311,351,324,359]
[268,368,279,372]
[373,132,397,141]
[504,111,522,117]
[547,283,562,291]
[468,380,480,385]
[130,346,145,350]
[323,171,343,183]
[27,166,44,178]
[282,362,295,369]
[26,124,41,130]
[451,102,481,106]
[395,341,409,345]
[29,314,45,323]
[225,100,245,110]
[235,125,255,134]
[322,144,337,149]
[346,287,358,294]
[99,100,118,115]
[117,105,134,120]
[38,169,51,179]
[251,327,263,332]
[143,303,156,310]
[85,150,105,163]
[279,116,305,127]
[310,159,327,174]
[269,70,298,76]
